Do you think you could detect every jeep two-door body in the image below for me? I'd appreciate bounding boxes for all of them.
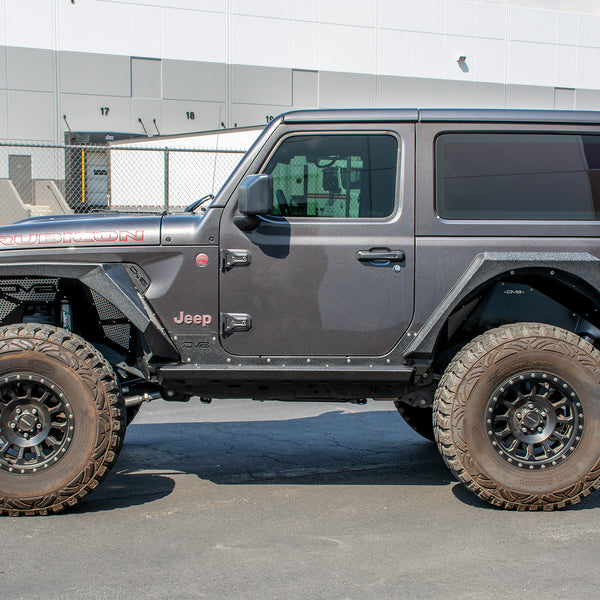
[2,108,600,514]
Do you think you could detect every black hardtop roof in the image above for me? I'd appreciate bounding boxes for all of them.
[282,108,600,125]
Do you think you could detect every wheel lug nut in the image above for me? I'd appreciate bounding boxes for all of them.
[36,424,42,429]
[537,427,543,432]
[10,423,16,429]
[32,409,37,415]
[516,413,522,419]
[522,427,528,433]
[527,403,534,409]
[16,408,21,414]
[23,433,28,438]
[541,412,546,417]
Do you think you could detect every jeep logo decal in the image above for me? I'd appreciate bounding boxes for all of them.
[173,312,213,326]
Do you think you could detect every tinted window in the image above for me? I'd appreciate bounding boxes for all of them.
[264,134,398,218]
[436,133,600,220]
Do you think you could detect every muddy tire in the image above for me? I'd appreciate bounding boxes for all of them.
[0,324,125,516]
[434,322,600,510]
[394,403,435,442]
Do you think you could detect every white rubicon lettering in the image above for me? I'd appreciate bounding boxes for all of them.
[173,312,213,326]
[0,230,144,246]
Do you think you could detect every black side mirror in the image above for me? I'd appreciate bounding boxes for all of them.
[235,174,273,231]
[239,174,273,215]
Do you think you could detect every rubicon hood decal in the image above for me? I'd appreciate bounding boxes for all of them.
[0,215,162,248]
[0,229,144,247]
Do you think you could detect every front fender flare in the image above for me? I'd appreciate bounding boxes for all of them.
[0,261,179,361]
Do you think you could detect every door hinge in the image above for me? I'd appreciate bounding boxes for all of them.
[221,313,252,333]
[222,249,252,270]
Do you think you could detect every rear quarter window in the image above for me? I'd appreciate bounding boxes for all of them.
[435,133,600,220]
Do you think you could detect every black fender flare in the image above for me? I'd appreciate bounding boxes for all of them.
[404,251,600,360]
[0,261,179,361]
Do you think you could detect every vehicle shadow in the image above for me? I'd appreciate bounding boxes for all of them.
[75,409,451,513]
[75,407,600,514]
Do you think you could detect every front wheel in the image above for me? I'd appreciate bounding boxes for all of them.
[0,324,126,515]
[434,322,600,510]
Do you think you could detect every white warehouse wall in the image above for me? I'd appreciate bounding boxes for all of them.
[1,0,600,143]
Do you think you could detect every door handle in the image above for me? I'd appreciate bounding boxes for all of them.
[356,250,405,264]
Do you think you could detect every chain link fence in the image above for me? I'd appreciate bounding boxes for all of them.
[0,143,247,226]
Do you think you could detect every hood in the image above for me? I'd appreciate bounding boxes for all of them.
[0,212,162,250]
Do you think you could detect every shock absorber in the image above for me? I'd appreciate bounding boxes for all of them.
[60,298,73,331]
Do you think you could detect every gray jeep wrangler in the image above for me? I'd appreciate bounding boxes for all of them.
[2,108,600,515]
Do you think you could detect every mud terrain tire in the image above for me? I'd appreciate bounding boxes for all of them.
[0,324,125,516]
[434,322,600,510]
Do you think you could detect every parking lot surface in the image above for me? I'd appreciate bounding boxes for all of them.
[4,398,600,599]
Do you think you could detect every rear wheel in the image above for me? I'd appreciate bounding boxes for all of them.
[0,324,125,515]
[434,322,600,510]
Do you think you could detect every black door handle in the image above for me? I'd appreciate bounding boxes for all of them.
[356,250,405,263]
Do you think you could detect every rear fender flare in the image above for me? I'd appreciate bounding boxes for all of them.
[404,251,600,360]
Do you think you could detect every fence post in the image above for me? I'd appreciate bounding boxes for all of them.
[163,148,169,212]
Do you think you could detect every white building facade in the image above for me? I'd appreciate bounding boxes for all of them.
[1,0,600,144]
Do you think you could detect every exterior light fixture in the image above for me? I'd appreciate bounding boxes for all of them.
[457,56,468,72]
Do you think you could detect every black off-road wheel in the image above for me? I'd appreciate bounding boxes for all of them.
[0,324,125,516]
[434,322,600,510]
[394,403,435,442]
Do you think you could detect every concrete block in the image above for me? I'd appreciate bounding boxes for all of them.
[33,180,71,214]
[0,179,31,225]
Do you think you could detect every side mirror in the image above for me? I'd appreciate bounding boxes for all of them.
[235,174,273,231]
[238,174,273,216]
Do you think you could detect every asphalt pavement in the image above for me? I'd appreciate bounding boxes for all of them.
[3,398,600,599]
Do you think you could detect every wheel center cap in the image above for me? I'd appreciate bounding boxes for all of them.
[17,414,37,432]
[522,410,541,429]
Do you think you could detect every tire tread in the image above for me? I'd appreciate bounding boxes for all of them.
[433,322,600,510]
[0,323,125,516]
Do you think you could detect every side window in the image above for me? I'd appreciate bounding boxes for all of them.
[263,134,398,218]
[436,132,600,220]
